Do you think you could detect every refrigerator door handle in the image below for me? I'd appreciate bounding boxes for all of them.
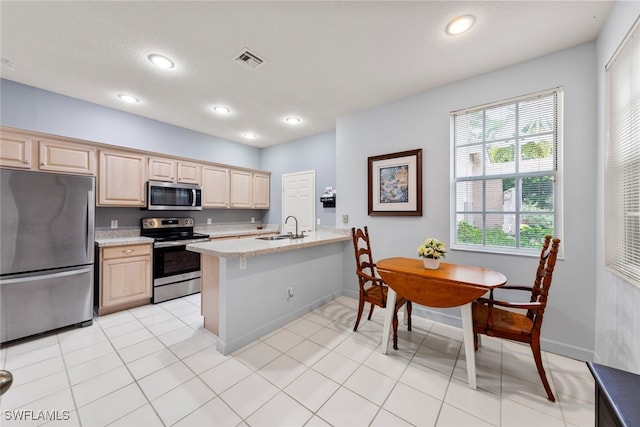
[0,267,93,285]
[87,189,95,262]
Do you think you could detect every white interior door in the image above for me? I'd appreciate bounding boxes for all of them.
[282,170,315,234]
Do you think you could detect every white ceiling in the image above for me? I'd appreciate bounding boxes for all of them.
[1,1,613,148]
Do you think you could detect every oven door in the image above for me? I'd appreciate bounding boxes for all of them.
[153,244,201,280]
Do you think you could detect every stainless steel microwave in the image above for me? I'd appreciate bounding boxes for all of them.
[147,180,202,210]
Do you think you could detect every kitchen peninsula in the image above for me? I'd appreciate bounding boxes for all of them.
[187,230,351,354]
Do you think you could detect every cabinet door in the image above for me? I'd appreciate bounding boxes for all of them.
[0,131,33,169]
[98,150,147,206]
[38,138,96,175]
[253,173,270,208]
[177,161,202,185]
[230,169,252,208]
[100,244,152,313]
[148,156,176,182]
[202,165,230,208]
[101,254,151,308]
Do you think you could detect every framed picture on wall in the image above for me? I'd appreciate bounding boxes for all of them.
[368,149,422,216]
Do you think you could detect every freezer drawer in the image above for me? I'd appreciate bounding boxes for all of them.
[0,266,94,343]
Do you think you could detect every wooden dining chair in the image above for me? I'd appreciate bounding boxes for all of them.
[351,226,412,349]
[472,235,561,402]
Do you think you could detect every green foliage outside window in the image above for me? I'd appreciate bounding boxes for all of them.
[456,220,553,249]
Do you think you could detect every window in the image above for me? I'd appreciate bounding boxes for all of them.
[451,88,562,255]
[605,18,640,287]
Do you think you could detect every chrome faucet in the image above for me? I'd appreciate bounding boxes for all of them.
[285,215,305,238]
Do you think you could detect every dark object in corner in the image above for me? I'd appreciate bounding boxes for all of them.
[320,194,335,208]
[588,362,640,427]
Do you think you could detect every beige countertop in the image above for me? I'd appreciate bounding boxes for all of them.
[186,230,351,259]
[94,224,280,247]
[95,236,155,247]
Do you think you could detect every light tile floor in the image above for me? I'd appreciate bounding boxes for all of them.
[0,295,595,426]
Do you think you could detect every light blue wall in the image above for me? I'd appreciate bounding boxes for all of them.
[595,3,640,373]
[336,42,598,360]
[261,131,337,227]
[0,79,261,169]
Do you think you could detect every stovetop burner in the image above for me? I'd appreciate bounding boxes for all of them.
[140,217,208,243]
[152,232,209,242]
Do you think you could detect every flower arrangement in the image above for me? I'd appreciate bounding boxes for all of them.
[417,238,447,259]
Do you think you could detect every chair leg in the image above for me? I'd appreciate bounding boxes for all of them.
[353,296,365,332]
[530,338,556,402]
[392,313,399,350]
[367,302,375,320]
[406,301,412,331]
[474,333,480,351]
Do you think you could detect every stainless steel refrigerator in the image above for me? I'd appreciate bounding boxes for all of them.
[0,169,95,343]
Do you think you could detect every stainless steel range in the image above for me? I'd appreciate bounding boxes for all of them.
[141,217,209,303]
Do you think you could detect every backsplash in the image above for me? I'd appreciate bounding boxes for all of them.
[95,207,266,229]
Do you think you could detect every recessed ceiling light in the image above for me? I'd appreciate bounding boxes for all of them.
[242,132,258,139]
[446,15,475,35]
[284,116,302,125]
[212,105,231,114]
[118,94,139,104]
[148,54,174,69]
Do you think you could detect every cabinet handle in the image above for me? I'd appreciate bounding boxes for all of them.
[40,162,46,166]
[24,160,30,165]
[122,249,134,253]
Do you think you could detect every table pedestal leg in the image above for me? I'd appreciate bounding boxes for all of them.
[461,302,477,389]
[381,287,397,354]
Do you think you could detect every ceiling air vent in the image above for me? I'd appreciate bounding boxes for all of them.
[234,48,265,70]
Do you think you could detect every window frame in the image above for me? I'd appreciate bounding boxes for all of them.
[450,88,564,257]
[604,16,640,287]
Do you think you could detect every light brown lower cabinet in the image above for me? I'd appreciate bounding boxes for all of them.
[97,243,152,315]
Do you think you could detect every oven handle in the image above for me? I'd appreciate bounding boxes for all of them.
[154,238,209,248]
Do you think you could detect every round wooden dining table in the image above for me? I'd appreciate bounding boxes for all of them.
[376,257,507,389]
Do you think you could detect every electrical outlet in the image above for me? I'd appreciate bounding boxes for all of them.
[342,214,349,224]
[317,218,321,225]
[239,257,247,270]
[207,218,212,225]
[251,217,255,224]
[110,220,118,229]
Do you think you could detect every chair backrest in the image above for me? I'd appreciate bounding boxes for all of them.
[351,227,377,289]
[529,235,561,328]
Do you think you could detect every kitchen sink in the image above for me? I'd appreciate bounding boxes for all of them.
[256,235,291,241]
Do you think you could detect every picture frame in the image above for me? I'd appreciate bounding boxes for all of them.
[368,149,422,216]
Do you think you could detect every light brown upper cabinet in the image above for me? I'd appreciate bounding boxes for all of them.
[149,156,202,185]
[253,172,270,209]
[0,130,96,175]
[38,138,96,175]
[230,169,252,208]
[202,165,230,208]
[0,130,34,169]
[99,149,147,206]
[229,169,270,209]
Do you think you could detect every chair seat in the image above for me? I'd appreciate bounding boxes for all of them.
[364,285,408,308]
[472,302,533,336]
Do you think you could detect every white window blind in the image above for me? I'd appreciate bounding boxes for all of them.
[451,88,562,255]
[605,17,640,287]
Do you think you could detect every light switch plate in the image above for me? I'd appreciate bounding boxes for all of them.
[110,220,118,229]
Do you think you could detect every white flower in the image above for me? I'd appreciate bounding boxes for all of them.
[417,238,447,259]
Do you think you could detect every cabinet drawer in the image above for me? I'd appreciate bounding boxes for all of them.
[102,244,151,260]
